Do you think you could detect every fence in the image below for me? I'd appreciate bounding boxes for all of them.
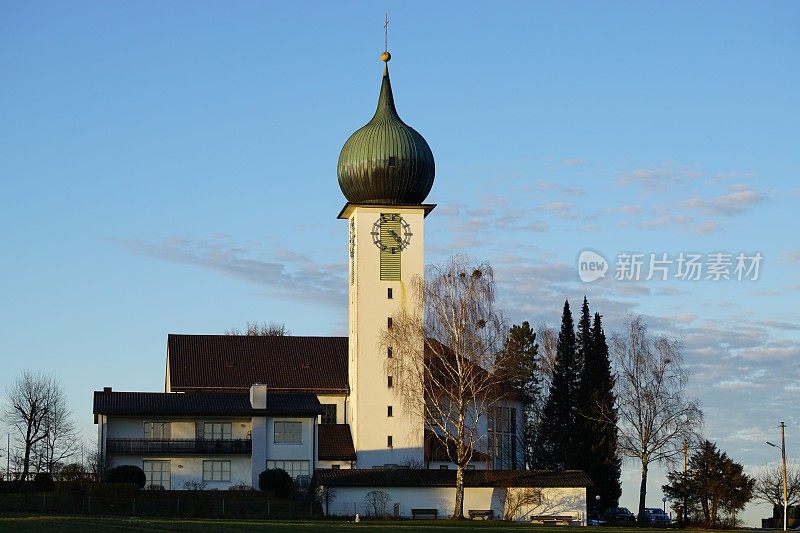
[0,491,318,519]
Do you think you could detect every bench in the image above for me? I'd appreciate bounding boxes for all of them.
[468,509,494,520]
[529,515,576,526]
[411,508,439,519]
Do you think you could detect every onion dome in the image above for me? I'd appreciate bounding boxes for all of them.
[337,53,435,205]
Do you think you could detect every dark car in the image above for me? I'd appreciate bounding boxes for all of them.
[642,508,672,525]
[604,506,636,524]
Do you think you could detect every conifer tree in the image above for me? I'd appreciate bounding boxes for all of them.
[578,312,622,512]
[497,321,540,468]
[537,300,579,469]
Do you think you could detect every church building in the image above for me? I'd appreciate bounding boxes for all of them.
[93,50,590,520]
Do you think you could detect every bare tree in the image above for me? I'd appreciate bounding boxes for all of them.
[754,463,800,517]
[32,386,79,474]
[611,316,703,522]
[3,371,67,480]
[535,324,557,391]
[225,321,289,336]
[384,256,508,519]
[363,490,391,517]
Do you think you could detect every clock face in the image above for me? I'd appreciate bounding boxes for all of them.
[371,213,412,253]
[349,218,355,258]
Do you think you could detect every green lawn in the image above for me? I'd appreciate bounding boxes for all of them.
[0,515,744,533]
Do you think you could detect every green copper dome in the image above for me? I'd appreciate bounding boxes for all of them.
[337,61,435,205]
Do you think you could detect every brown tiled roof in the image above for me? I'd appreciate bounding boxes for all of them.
[424,431,491,463]
[314,468,592,488]
[167,335,349,393]
[93,391,323,417]
[318,424,356,461]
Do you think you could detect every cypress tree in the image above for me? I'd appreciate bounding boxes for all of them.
[537,300,579,469]
[578,312,622,512]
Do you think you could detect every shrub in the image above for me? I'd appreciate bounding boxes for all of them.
[105,465,146,489]
[183,480,207,491]
[229,482,255,491]
[34,472,55,492]
[145,484,165,491]
[259,468,293,498]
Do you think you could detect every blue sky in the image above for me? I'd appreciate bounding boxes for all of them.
[1,1,798,524]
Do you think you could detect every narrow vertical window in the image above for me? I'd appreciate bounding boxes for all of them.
[387,347,393,358]
[387,406,393,417]
[387,288,393,299]
[387,435,393,448]
[387,317,392,328]
[387,376,393,388]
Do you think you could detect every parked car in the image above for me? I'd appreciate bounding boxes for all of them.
[603,506,636,524]
[642,507,672,525]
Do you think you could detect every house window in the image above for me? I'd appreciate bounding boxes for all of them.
[387,435,393,448]
[143,460,170,489]
[204,422,231,441]
[331,464,340,470]
[387,347,393,358]
[387,317,392,328]
[321,404,337,424]
[388,156,397,167]
[387,288,393,299]
[274,421,302,444]
[266,460,310,482]
[387,376,393,388]
[143,421,171,440]
[489,404,518,470]
[202,460,231,482]
[439,465,449,470]
[466,464,476,470]
[387,406,393,417]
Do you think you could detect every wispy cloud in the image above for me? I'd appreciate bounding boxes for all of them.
[122,236,347,306]
[683,187,764,216]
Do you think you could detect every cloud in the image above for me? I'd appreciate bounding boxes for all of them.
[616,168,679,190]
[541,202,578,220]
[783,250,800,263]
[683,187,764,216]
[122,237,347,306]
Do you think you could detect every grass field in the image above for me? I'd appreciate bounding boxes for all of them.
[0,515,745,533]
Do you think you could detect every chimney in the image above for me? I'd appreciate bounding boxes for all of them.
[103,387,112,393]
[250,384,267,409]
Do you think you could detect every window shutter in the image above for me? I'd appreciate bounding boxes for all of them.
[196,421,204,440]
[379,214,401,281]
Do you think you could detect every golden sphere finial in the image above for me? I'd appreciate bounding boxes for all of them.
[381,51,391,63]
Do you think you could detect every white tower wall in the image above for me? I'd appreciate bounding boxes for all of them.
[342,204,427,468]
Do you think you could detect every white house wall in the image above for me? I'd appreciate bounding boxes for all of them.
[110,455,251,490]
[316,394,347,424]
[326,486,585,521]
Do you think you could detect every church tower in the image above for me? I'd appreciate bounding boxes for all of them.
[337,51,435,468]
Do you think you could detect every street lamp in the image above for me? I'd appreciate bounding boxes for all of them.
[766,421,788,532]
[662,496,667,512]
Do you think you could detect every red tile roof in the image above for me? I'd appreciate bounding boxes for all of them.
[318,424,356,461]
[167,335,349,393]
[315,468,592,488]
[93,390,323,417]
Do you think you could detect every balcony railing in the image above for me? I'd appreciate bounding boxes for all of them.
[106,438,252,455]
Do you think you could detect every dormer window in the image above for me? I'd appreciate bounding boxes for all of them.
[388,156,397,167]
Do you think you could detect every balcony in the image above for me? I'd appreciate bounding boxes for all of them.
[106,438,252,455]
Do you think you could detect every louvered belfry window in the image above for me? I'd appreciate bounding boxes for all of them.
[379,213,401,281]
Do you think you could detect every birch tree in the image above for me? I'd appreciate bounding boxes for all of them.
[384,256,508,519]
[611,317,703,522]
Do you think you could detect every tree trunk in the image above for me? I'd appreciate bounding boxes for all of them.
[638,462,648,523]
[453,464,465,519]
